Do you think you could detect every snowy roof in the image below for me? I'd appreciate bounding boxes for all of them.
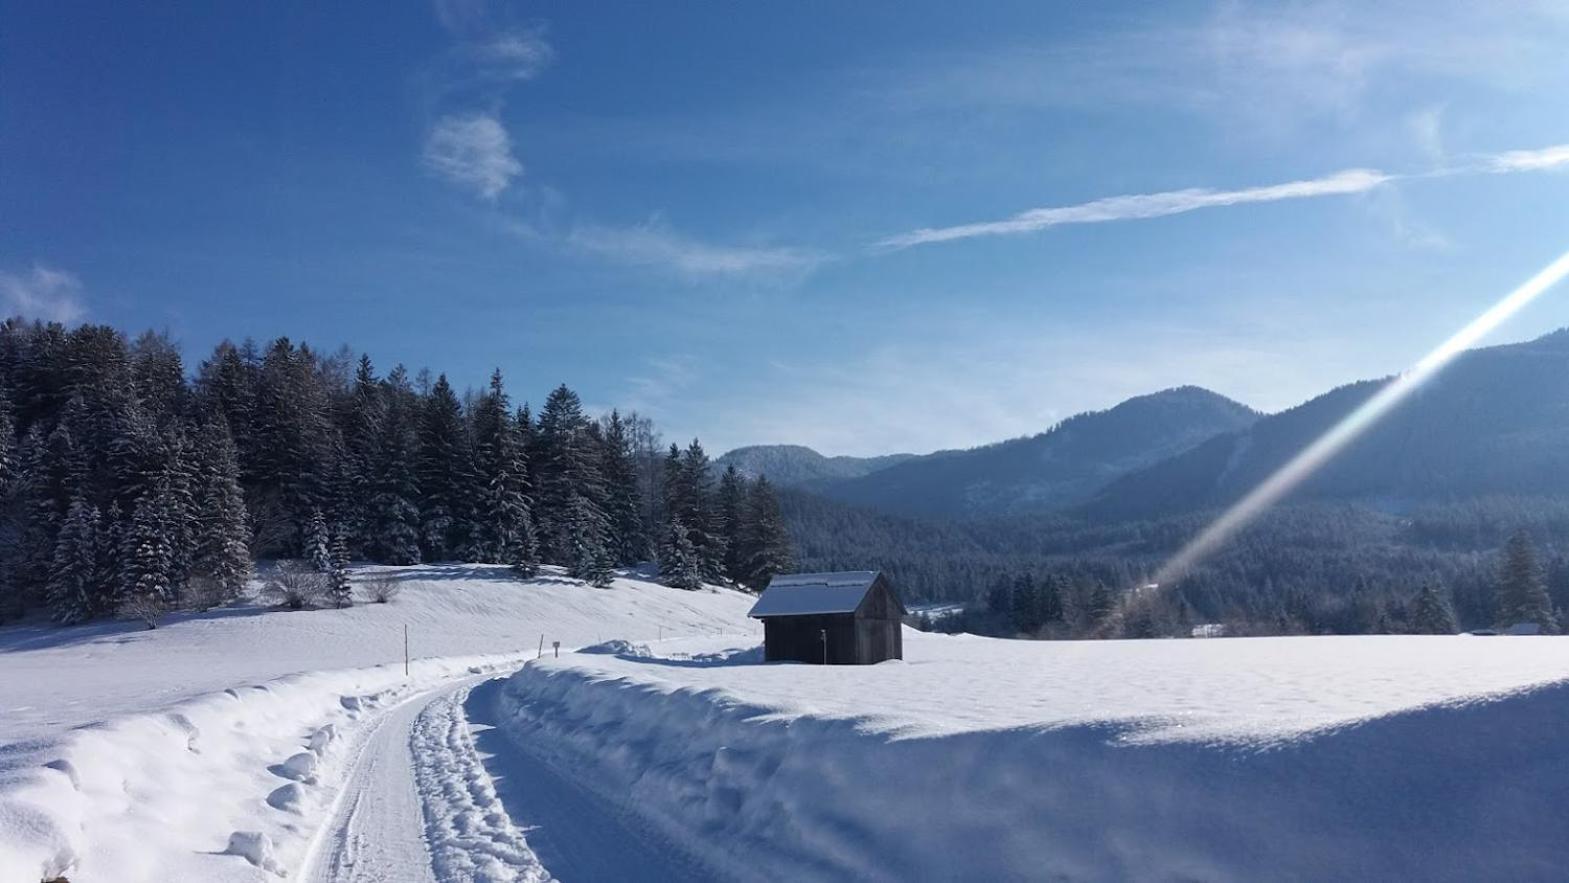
[748,571,881,617]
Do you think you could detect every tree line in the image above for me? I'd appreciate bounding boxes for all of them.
[0,318,792,626]
[923,528,1562,640]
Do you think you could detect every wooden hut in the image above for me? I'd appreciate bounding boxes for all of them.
[748,571,905,664]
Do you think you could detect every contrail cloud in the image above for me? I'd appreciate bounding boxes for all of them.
[879,143,1569,250]
[1152,246,1569,588]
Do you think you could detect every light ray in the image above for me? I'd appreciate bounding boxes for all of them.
[1153,247,1569,587]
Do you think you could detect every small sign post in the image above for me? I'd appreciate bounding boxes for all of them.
[552,640,560,659]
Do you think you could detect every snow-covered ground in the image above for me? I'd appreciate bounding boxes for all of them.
[485,631,1569,881]
[0,565,755,882]
[0,563,756,744]
[8,569,1569,882]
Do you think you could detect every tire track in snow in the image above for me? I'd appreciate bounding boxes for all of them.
[412,688,550,882]
[302,673,547,883]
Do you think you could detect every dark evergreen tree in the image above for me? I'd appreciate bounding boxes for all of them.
[659,517,703,590]
[599,411,646,566]
[535,384,610,566]
[1411,583,1457,635]
[120,482,177,627]
[304,508,332,573]
[470,370,538,573]
[182,417,251,605]
[565,491,615,587]
[416,374,473,560]
[716,464,747,583]
[47,496,101,623]
[327,527,353,608]
[362,366,422,565]
[739,477,793,590]
[1496,531,1558,632]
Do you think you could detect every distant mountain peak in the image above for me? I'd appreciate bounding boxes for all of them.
[713,445,917,489]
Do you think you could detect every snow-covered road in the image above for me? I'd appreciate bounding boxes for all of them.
[302,671,545,883]
[300,666,698,883]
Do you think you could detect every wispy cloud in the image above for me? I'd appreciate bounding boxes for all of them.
[565,220,827,280]
[1488,144,1569,172]
[879,169,1390,249]
[880,141,1569,250]
[423,113,523,199]
[421,1,550,199]
[0,265,86,323]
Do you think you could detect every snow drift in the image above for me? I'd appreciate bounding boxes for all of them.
[487,633,1569,881]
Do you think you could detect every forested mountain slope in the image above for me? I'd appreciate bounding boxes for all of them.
[817,386,1258,518]
[712,444,915,489]
[1086,330,1569,521]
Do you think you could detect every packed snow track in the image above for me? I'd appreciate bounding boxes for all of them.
[302,669,700,883]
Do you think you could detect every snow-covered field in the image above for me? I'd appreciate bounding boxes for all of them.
[7,566,1569,882]
[0,565,755,882]
[486,631,1569,881]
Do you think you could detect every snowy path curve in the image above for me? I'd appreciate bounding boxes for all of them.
[300,672,546,883]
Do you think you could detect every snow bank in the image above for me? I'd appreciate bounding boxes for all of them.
[487,633,1569,881]
[0,653,521,882]
[0,564,754,882]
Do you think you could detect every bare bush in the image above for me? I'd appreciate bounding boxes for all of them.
[365,577,401,604]
[184,575,236,613]
[121,593,169,630]
[263,560,328,611]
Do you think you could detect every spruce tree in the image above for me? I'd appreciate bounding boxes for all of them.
[47,496,101,624]
[416,374,473,561]
[1496,531,1558,633]
[120,483,176,627]
[739,477,793,591]
[659,518,703,590]
[1011,572,1039,633]
[363,367,422,565]
[185,418,250,602]
[304,508,332,573]
[599,411,646,566]
[1411,583,1458,635]
[535,384,610,566]
[716,464,747,583]
[327,527,353,608]
[470,370,539,573]
[565,491,615,587]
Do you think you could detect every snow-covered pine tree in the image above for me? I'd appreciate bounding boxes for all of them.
[565,491,615,587]
[47,496,101,624]
[304,509,332,572]
[327,527,352,608]
[535,384,610,566]
[1411,583,1457,634]
[251,338,333,555]
[659,517,703,590]
[120,483,176,628]
[363,366,422,565]
[470,370,539,573]
[96,501,125,610]
[188,419,251,601]
[716,464,747,583]
[1496,531,1558,633]
[342,355,384,554]
[416,374,473,561]
[678,440,726,581]
[739,476,793,591]
[599,411,646,567]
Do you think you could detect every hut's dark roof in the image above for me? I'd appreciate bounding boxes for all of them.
[747,571,880,617]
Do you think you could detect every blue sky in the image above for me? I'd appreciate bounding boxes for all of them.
[4,1,1569,455]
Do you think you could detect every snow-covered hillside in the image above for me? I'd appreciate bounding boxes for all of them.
[0,563,756,744]
[0,566,755,882]
[486,631,1569,881]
